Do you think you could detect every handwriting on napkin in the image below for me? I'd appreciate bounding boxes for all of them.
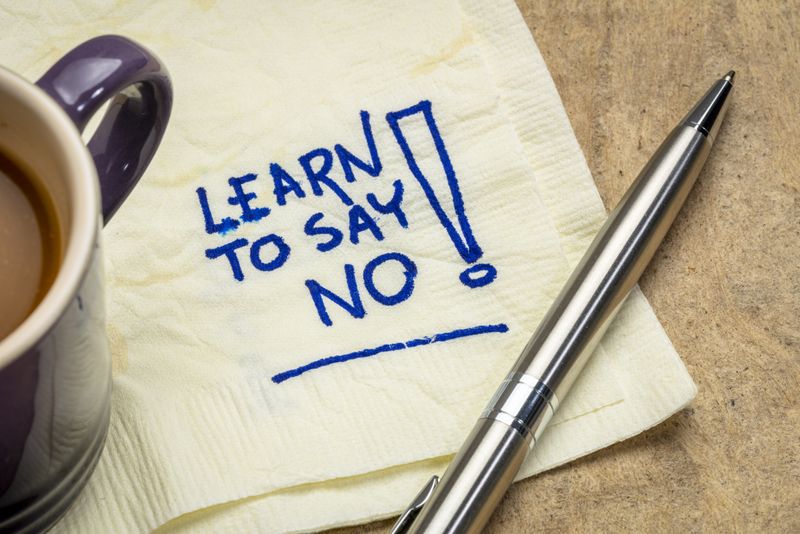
[193,100,509,383]
[196,100,497,318]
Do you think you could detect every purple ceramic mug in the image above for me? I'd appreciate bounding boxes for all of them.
[0,35,171,532]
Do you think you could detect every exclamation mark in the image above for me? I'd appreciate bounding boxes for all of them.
[386,100,497,288]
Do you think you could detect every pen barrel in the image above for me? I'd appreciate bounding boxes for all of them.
[405,417,531,534]
[515,124,712,401]
[407,124,716,534]
[400,75,733,534]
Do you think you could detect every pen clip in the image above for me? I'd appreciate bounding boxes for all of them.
[390,475,439,534]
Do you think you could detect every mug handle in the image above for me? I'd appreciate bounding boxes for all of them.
[35,35,172,223]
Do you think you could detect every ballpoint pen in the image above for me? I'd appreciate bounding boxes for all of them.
[392,71,735,534]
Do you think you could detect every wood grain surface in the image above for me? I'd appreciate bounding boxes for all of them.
[337,1,800,532]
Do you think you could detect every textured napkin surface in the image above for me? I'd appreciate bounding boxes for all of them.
[0,1,695,532]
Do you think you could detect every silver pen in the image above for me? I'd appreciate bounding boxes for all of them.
[393,71,735,534]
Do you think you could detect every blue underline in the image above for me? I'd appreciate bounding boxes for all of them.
[271,322,509,384]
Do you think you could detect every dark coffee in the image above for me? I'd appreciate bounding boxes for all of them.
[0,149,61,340]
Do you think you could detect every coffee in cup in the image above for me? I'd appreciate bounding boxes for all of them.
[0,149,62,340]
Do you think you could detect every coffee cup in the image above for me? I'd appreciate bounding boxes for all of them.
[0,35,171,532]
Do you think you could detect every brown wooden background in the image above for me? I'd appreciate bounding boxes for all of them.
[338,1,800,531]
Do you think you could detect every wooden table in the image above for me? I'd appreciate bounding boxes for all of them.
[341,1,800,531]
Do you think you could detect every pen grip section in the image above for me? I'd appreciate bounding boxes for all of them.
[406,418,529,534]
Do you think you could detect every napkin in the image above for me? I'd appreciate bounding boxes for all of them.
[0,0,696,532]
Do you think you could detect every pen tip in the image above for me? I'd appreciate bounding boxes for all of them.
[682,70,735,138]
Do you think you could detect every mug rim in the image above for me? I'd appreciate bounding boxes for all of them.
[0,66,100,369]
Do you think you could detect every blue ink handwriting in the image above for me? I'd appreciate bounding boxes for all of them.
[271,322,509,383]
[386,101,497,288]
[305,252,417,326]
[195,101,498,329]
